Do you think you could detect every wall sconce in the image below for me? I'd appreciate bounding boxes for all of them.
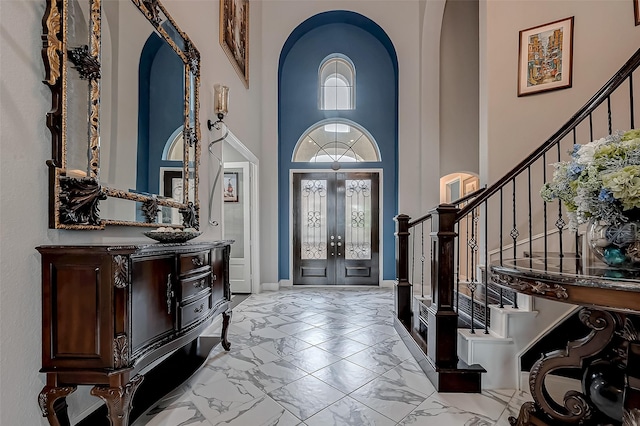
[207,84,229,131]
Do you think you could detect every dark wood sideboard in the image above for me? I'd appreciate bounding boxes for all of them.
[36,241,233,426]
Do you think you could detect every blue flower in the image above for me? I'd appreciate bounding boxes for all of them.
[571,144,581,157]
[568,163,584,179]
[598,189,615,202]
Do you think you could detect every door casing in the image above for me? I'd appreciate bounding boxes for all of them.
[288,168,383,286]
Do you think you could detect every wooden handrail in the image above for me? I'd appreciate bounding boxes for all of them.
[407,187,486,229]
[451,187,486,206]
[457,47,640,221]
[408,213,432,228]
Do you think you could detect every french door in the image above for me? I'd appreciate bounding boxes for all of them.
[293,172,379,285]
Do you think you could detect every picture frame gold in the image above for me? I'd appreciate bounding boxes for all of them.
[518,17,574,97]
[220,0,249,88]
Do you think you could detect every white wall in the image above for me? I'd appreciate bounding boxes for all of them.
[440,0,479,177]
[0,0,261,423]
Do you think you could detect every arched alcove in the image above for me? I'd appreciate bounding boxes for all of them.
[278,10,398,282]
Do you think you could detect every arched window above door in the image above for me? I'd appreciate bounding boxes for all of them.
[293,119,380,163]
[319,55,355,110]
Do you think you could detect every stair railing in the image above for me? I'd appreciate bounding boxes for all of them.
[395,48,640,383]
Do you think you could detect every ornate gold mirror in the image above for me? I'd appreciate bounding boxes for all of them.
[42,0,201,229]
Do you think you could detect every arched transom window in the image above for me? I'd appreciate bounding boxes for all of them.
[163,126,195,161]
[319,55,355,110]
[293,120,380,163]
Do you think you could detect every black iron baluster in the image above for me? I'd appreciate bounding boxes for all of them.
[467,210,476,281]
[511,179,519,309]
[555,142,565,259]
[511,178,518,262]
[607,95,612,135]
[410,230,415,285]
[468,281,476,334]
[589,113,594,142]
[469,208,478,333]
[528,166,532,269]
[421,222,425,298]
[499,188,504,308]
[630,74,635,129]
[543,151,548,270]
[484,199,489,334]
[455,220,460,315]
[466,213,471,280]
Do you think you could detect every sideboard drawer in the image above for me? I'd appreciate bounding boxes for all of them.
[179,291,211,329]
[179,251,210,276]
[179,271,211,302]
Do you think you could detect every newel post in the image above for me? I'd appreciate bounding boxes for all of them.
[427,204,459,368]
[394,214,412,330]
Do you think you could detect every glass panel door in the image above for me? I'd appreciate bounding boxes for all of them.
[293,172,379,285]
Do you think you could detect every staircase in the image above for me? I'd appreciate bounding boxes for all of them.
[394,48,640,393]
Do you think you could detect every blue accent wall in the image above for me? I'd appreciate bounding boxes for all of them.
[137,33,184,197]
[278,11,398,281]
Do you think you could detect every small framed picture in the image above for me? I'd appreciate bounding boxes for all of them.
[518,17,574,97]
[463,177,478,196]
[635,0,640,25]
[224,172,238,202]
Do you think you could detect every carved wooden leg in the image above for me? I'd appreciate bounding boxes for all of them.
[38,385,76,426]
[624,340,640,424]
[515,309,617,425]
[221,310,232,351]
[90,375,143,426]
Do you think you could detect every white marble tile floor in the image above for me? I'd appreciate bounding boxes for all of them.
[134,288,528,426]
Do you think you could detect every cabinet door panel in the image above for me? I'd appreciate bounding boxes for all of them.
[131,255,175,354]
[211,248,226,306]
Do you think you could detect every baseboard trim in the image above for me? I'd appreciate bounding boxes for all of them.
[262,282,280,291]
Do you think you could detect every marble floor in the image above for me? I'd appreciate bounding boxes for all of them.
[134,288,530,426]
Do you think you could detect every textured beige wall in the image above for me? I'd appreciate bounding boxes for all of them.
[480,0,640,185]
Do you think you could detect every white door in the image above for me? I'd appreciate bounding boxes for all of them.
[224,162,252,293]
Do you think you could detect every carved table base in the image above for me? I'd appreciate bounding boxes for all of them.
[509,308,640,426]
[90,375,144,426]
[38,384,77,426]
[221,310,232,351]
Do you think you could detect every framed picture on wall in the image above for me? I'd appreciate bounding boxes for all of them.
[635,0,640,25]
[220,0,249,87]
[517,17,574,97]
[463,177,478,196]
[224,172,239,202]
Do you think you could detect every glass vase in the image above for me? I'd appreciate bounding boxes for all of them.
[587,220,640,268]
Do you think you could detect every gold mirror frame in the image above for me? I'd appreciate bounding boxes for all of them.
[41,0,201,229]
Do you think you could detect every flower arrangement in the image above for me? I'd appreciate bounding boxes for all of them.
[540,129,640,229]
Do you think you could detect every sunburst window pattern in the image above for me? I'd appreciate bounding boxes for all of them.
[293,121,380,163]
